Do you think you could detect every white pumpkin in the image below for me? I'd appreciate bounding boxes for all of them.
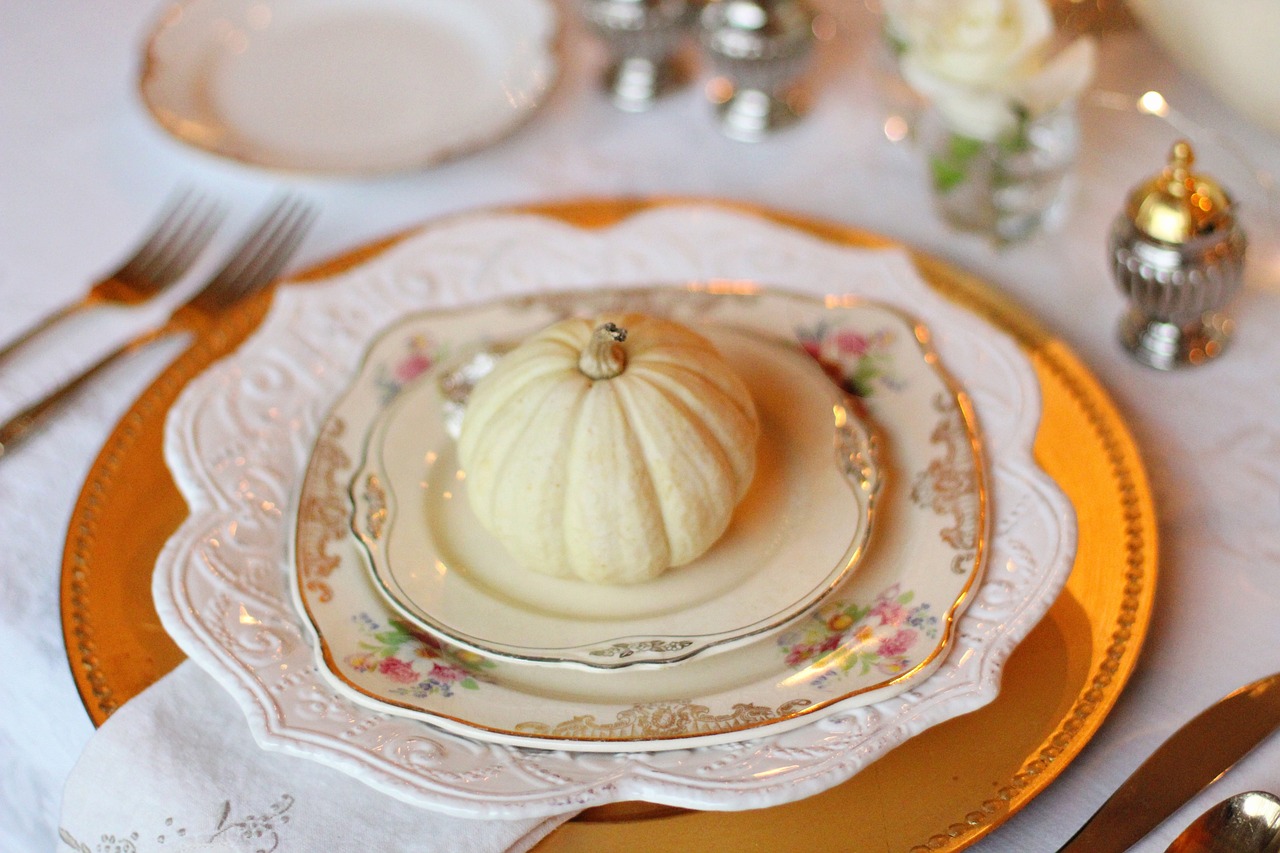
[457,313,760,584]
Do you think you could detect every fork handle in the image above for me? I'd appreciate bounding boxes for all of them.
[0,298,92,369]
[0,327,172,458]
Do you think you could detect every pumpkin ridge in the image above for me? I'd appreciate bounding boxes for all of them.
[473,371,581,527]
[610,378,688,567]
[460,352,570,456]
[629,364,756,492]
[632,354,758,427]
[516,377,588,574]
[614,375,741,566]
[461,369,554,466]
[567,379,667,580]
[625,342,715,367]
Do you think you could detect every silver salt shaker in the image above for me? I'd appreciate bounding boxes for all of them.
[1110,140,1247,369]
[698,0,815,141]
[580,0,697,112]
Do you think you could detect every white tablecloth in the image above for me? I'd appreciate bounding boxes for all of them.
[3,2,1278,851]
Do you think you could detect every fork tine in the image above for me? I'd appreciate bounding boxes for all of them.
[0,187,228,370]
[192,196,315,311]
[220,202,316,302]
[115,189,225,289]
[113,189,208,282]
[200,196,297,291]
[137,199,226,288]
[0,195,316,456]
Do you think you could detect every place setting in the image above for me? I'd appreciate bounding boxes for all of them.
[7,0,1279,851]
[62,0,1136,846]
[63,196,1124,848]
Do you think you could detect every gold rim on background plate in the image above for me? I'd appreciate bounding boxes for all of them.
[60,198,1157,852]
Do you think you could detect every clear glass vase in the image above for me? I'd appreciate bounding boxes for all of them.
[920,101,1082,244]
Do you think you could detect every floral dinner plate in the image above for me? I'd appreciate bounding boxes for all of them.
[298,289,978,750]
[347,316,882,670]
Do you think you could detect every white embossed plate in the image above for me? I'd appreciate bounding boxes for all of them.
[139,0,558,175]
[348,319,882,670]
[300,293,970,750]
[155,206,1076,816]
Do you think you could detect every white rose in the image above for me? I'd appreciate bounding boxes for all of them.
[885,0,1052,88]
[886,0,1095,141]
[902,62,1021,141]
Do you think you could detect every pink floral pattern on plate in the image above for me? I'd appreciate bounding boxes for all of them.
[344,614,496,699]
[776,584,939,689]
[795,321,904,398]
[373,334,442,405]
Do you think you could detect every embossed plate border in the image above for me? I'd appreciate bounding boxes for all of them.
[153,204,1070,815]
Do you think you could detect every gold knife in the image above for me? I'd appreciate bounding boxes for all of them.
[1057,671,1280,852]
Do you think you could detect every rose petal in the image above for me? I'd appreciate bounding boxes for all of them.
[1012,37,1097,116]
[902,57,1018,140]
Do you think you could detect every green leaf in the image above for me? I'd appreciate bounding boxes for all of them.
[897,591,915,605]
[930,134,985,193]
[930,157,964,193]
[949,134,984,160]
[374,627,414,648]
[462,678,479,690]
[850,362,879,392]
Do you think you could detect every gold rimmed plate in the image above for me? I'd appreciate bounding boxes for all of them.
[297,290,977,750]
[346,311,883,671]
[139,0,559,175]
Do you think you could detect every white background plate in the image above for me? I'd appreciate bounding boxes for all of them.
[139,0,559,174]
[155,207,1076,817]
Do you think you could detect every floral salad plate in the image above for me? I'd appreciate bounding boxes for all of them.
[297,289,979,751]
[154,206,1076,816]
[346,310,883,670]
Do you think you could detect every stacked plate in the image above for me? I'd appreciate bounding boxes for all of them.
[155,206,1076,816]
[345,315,883,674]
[304,288,977,751]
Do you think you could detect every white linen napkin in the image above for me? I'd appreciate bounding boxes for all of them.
[58,662,572,853]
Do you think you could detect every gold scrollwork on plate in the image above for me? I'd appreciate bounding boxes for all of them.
[588,639,696,659]
[911,393,981,573]
[515,699,814,740]
[296,418,353,603]
[362,474,388,541]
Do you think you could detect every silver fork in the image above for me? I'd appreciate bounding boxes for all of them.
[0,195,316,458]
[0,188,225,367]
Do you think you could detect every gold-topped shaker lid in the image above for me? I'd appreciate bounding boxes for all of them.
[1125,141,1234,244]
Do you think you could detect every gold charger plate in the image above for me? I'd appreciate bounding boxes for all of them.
[61,199,1156,852]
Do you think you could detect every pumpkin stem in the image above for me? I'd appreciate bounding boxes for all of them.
[579,322,628,380]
